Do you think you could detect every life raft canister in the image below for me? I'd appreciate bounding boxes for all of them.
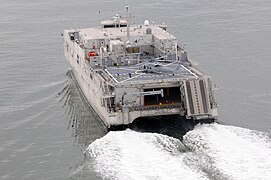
[87,52,97,60]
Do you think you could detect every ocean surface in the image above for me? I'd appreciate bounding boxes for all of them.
[1,0,271,179]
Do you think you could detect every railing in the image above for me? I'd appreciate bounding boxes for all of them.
[131,103,183,111]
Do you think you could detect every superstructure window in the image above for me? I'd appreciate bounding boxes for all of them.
[103,24,127,28]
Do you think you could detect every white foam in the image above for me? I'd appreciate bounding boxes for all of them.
[85,125,271,180]
[86,129,208,180]
[183,123,271,180]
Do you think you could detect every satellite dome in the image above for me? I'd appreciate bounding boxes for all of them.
[144,20,150,26]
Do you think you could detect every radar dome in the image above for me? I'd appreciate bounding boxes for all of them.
[144,20,150,26]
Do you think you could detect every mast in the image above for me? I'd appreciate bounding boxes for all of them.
[125,6,130,41]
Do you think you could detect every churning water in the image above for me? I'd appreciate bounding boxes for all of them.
[1,0,271,179]
[75,124,271,180]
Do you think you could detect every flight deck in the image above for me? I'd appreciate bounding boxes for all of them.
[105,61,198,84]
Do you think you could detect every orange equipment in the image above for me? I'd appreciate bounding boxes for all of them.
[87,52,97,60]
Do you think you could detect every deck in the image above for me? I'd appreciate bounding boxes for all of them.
[105,61,197,84]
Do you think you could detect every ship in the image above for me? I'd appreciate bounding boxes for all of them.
[62,6,218,130]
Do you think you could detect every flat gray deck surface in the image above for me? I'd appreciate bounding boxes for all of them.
[105,61,197,83]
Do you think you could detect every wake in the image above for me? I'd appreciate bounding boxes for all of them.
[84,124,271,180]
[184,124,271,180]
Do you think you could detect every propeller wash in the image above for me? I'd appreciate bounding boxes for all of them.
[62,6,218,129]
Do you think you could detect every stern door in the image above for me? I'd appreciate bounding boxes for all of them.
[181,78,211,118]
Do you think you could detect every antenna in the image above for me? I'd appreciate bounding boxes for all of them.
[175,40,178,61]
[125,6,130,40]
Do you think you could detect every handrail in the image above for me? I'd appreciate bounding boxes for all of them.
[131,103,183,111]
